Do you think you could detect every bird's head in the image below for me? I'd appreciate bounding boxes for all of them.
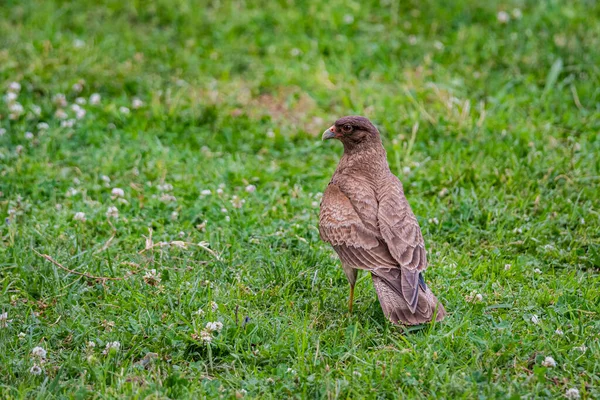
[322,116,381,152]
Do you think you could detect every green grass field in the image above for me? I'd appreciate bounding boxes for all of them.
[1,0,599,398]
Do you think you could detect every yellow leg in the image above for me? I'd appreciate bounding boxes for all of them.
[348,285,355,313]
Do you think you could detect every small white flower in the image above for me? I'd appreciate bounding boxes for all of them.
[343,14,354,24]
[221,208,228,213]
[311,201,319,208]
[143,269,161,286]
[216,188,224,195]
[290,48,301,57]
[73,212,86,222]
[225,215,231,222]
[37,122,49,131]
[408,35,418,45]
[531,315,540,324]
[205,321,223,332]
[353,370,362,377]
[102,341,121,355]
[286,368,296,374]
[433,41,444,50]
[29,365,43,375]
[73,39,85,48]
[210,301,218,311]
[512,8,522,19]
[0,128,6,136]
[111,188,125,197]
[429,217,440,225]
[194,308,205,316]
[8,102,24,114]
[158,183,173,191]
[72,82,83,93]
[541,356,556,368]
[200,189,212,196]
[89,93,101,105]
[200,329,212,343]
[497,11,510,24]
[504,264,511,270]
[75,107,86,119]
[8,82,21,92]
[0,311,12,327]
[106,206,119,218]
[53,93,67,107]
[231,195,245,209]
[61,119,76,128]
[245,184,256,193]
[18,332,26,339]
[87,341,96,348]
[31,104,41,116]
[266,129,275,138]
[55,109,68,119]
[574,344,587,353]
[170,211,178,221]
[66,187,78,197]
[534,268,542,274]
[555,328,564,335]
[565,388,580,400]
[4,92,17,102]
[31,346,47,359]
[119,106,130,115]
[474,293,483,302]
[101,175,111,183]
[75,97,86,105]
[402,166,411,174]
[131,98,144,109]
[25,132,34,140]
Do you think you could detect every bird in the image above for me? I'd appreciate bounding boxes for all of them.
[319,116,446,325]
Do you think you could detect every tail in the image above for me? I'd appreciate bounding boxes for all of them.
[372,273,446,325]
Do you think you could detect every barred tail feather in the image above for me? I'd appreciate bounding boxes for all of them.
[372,274,446,325]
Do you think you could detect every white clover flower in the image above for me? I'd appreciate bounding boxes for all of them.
[194,308,205,316]
[311,201,319,208]
[408,35,418,45]
[75,97,87,105]
[25,132,34,140]
[87,341,96,348]
[433,41,444,51]
[8,102,24,114]
[266,129,275,138]
[72,82,83,93]
[29,365,43,375]
[534,268,542,274]
[4,92,17,102]
[111,188,124,197]
[170,211,178,221]
[53,93,67,107]
[73,212,86,222]
[31,346,47,359]
[565,388,580,399]
[66,187,78,197]
[210,301,218,311]
[290,48,301,57]
[18,332,26,339]
[89,93,101,105]
[31,104,41,116]
[205,321,223,332]
[106,206,119,218]
[531,315,540,324]
[216,188,224,195]
[541,356,556,367]
[160,194,177,203]
[474,293,483,302]
[245,184,256,193]
[200,329,212,343]
[200,189,212,196]
[101,175,111,183]
[131,98,144,109]
[158,183,173,191]
[0,311,11,327]
[221,208,228,213]
[37,122,49,131]
[343,14,354,24]
[102,341,121,355]
[75,107,86,120]
[143,269,161,286]
[8,82,21,92]
[497,11,510,24]
[73,39,85,48]
[61,119,76,128]
[512,8,523,19]
[504,264,511,270]
[225,215,231,222]
[119,106,130,115]
[555,328,564,335]
[55,109,68,119]
[402,166,411,174]
[429,217,440,225]
[230,195,245,209]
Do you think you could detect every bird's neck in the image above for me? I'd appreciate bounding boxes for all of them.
[336,140,389,179]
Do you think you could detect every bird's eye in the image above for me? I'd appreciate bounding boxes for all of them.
[342,124,353,133]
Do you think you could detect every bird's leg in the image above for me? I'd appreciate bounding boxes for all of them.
[348,284,355,313]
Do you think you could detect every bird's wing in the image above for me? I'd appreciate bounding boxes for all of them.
[377,175,428,311]
[319,183,380,250]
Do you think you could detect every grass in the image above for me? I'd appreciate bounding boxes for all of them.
[1,0,599,398]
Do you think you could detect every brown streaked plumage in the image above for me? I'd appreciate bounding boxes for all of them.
[319,116,446,325]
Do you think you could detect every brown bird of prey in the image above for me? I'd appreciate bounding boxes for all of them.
[319,116,446,325]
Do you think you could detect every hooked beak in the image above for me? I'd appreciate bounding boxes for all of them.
[322,125,337,140]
